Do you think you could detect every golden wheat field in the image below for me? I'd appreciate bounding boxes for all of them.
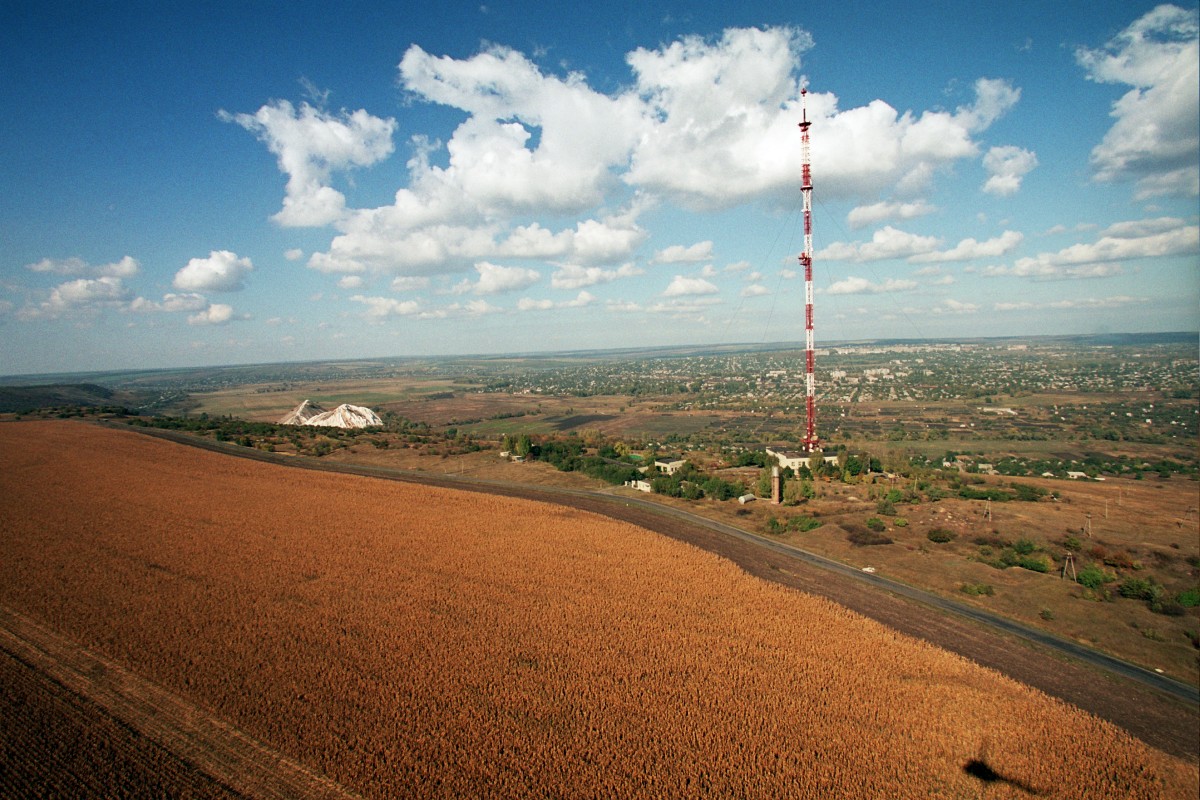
[0,420,1195,799]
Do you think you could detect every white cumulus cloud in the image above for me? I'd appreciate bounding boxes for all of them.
[913,230,1024,263]
[663,275,719,297]
[847,200,936,229]
[130,292,209,313]
[983,217,1197,279]
[453,261,540,295]
[551,263,643,290]
[934,298,980,314]
[174,250,254,293]
[228,27,1027,287]
[517,291,595,311]
[820,226,940,262]
[982,146,1038,196]
[187,303,237,325]
[399,43,644,216]
[652,241,714,264]
[26,255,139,278]
[351,295,422,318]
[825,277,918,295]
[1076,5,1200,198]
[221,100,397,226]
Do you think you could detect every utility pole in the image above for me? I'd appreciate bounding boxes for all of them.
[1062,551,1077,582]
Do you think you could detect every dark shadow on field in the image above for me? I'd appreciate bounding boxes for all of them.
[963,758,1041,795]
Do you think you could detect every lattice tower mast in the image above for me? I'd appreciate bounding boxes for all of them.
[799,88,819,453]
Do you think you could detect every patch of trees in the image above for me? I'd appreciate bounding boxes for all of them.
[505,434,643,487]
[11,404,132,419]
[954,481,1047,502]
[649,462,744,501]
[733,450,770,468]
[975,536,1053,573]
[764,515,821,535]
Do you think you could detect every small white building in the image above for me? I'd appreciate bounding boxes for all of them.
[765,447,839,471]
[654,458,687,475]
[624,479,653,492]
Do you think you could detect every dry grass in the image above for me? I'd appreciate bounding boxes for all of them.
[1,420,1195,799]
[701,472,1200,682]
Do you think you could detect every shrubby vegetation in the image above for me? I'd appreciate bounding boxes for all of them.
[764,515,821,535]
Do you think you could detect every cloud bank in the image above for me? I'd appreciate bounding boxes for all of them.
[227,25,1026,291]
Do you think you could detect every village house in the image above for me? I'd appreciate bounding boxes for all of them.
[765,447,839,471]
[654,457,687,475]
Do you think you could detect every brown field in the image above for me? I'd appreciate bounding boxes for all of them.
[317,427,1200,683]
[1,420,1196,798]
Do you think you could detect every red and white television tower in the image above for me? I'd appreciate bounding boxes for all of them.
[799,88,819,453]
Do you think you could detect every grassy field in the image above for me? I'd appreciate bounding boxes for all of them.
[705,474,1200,682]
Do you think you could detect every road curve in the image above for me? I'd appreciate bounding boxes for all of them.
[107,422,1200,761]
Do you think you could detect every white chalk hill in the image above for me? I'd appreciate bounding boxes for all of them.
[279,400,382,429]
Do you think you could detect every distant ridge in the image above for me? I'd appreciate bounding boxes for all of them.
[2,331,1194,388]
[279,401,382,429]
[0,383,125,413]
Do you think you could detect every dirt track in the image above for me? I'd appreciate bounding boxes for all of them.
[0,606,357,799]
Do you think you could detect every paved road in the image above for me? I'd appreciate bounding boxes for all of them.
[113,423,1200,760]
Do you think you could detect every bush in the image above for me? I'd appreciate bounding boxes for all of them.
[1011,483,1046,502]
[1152,600,1186,617]
[927,528,955,543]
[1013,538,1037,555]
[893,517,908,527]
[1177,588,1200,608]
[1104,550,1136,570]
[1039,608,1055,620]
[958,487,1013,502]
[961,582,994,596]
[700,476,744,501]
[1077,564,1115,590]
[1017,555,1052,573]
[847,529,892,546]
[973,534,1010,548]
[1118,577,1158,601]
[876,499,897,516]
[788,515,822,532]
[865,517,886,532]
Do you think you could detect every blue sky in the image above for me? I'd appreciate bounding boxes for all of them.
[1,1,1197,376]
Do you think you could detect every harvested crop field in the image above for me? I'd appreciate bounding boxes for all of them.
[1,420,1196,799]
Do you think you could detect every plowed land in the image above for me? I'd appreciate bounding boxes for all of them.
[1,420,1196,798]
